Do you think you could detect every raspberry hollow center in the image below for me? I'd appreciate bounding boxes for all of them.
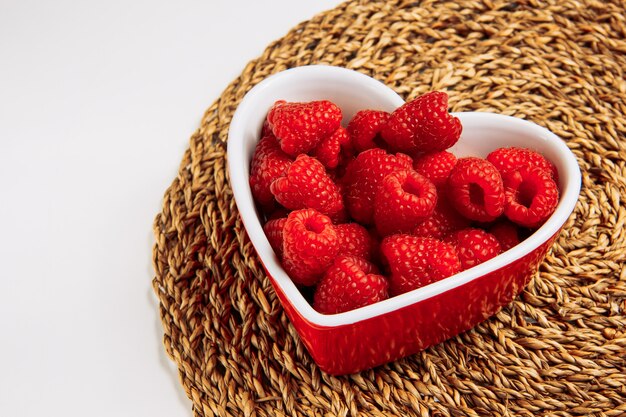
[401,178,425,197]
[305,217,327,234]
[469,183,485,206]
[516,180,537,208]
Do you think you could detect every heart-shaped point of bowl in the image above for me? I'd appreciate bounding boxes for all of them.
[228,65,581,375]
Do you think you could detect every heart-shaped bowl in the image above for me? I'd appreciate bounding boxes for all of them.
[227,65,581,375]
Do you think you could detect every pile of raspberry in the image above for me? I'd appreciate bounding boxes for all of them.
[249,92,560,315]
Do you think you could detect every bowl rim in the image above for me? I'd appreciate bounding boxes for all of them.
[227,65,582,328]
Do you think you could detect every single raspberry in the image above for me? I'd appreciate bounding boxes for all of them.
[261,118,273,138]
[270,154,344,216]
[374,170,437,236]
[313,255,388,314]
[282,209,339,286]
[447,157,505,222]
[444,228,502,270]
[488,220,522,251]
[267,100,342,156]
[487,147,558,181]
[312,126,350,169]
[335,223,376,260]
[346,109,391,153]
[343,148,413,224]
[413,151,457,188]
[263,217,287,258]
[381,234,461,296]
[503,166,559,228]
[381,91,462,153]
[249,135,293,208]
[413,197,470,239]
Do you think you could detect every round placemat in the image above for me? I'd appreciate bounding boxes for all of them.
[152,1,626,415]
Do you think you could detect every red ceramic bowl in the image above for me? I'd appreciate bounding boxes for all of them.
[227,65,581,375]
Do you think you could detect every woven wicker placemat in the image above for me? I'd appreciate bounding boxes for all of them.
[152,1,626,415]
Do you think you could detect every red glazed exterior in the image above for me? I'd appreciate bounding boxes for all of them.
[263,232,559,375]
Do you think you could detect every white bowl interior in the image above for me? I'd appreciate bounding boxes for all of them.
[228,65,581,327]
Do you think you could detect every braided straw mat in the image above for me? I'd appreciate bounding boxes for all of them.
[152,0,626,415]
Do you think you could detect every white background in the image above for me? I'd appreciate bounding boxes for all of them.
[0,1,341,415]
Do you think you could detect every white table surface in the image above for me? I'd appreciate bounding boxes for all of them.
[0,1,341,415]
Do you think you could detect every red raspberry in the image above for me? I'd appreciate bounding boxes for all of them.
[343,148,413,224]
[261,118,273,138]
[413,151,457,188]
[270,154,344,217]
[374,170,437,236]
[503,166,559,228]
[267,100,342,156]
[263,217,287,258]
[488,220,522,251]
[249,135,293,208]
[413,197,470,239]
[313,255,388,314]
[447,157,505,222]
[487,147,558,181]
[335,223,376,260]
[282,209,339,286]
[312,126,350,169]
[381,234,461,296]
[381,91,462,153]
[445,228,502,270]
[346,109,390,153]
